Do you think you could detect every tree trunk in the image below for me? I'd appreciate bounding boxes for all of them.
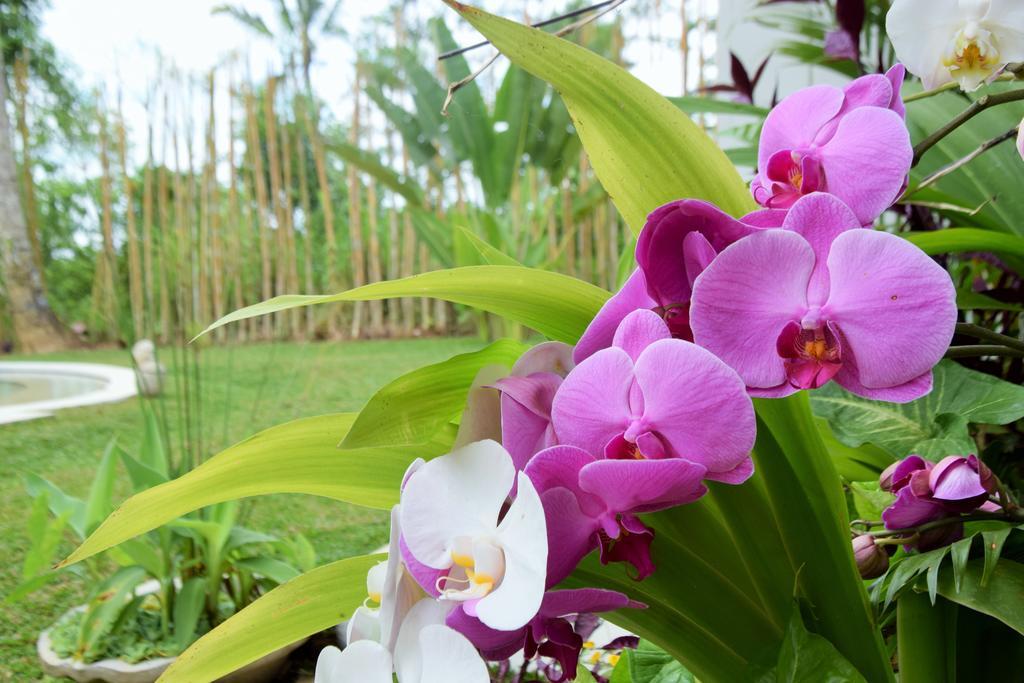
[0,52,71,352]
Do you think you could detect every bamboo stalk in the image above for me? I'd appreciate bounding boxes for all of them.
[366,178,385,335]
[561,177,575,276]
[386,205,400,334]
[278,80,301,337]
[245,85,273,339]
[395,7,416,335]
[302,90,339,337]
[578,153,593,283]
[205,70,226,341]
[293,91,316,338]
[226,77,246,342]
[594,197,608,289]
[158,87,172,342]
[263,75,288,337]
[347,62,367,339]
[116,89,145,340]
[142,88,156,337]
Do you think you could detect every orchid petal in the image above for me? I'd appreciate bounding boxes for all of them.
[612,309,672,361]
[552,347,635,453]
[818,108,912,225]
[883,487,947,529]
[885,64,907,119]
[633,339,755,476]
[495,373,562,472]
[757,85,845,171]
[346,606,382,646]
[578,457,708,514]
[418,624,490,683]
[781,193,862,306]
[315,642,393,683]
[886,0,964,89]
[445,609,526,661]
[454,365,506,449]
[512,341,575,377]
[477,473,548,630]
[400,440,514,569]
[393,599,450,683]
[524,445,603,515]
[537,487,601,586]
[691,230,814,389]
[574,269,656,363]
[539,588,639,618]
[825,229,956,389]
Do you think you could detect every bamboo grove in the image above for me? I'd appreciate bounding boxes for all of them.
[1,3,720,349]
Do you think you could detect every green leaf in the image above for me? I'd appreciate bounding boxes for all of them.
[905,228,1024,260]
[776,607,867,683]
[457,226,523,267]
[342,339,525,449]
[172,578,207,652]
[981,528,1012,587]
[118,449,168,491]
[25,474,86,539]
[198,265,610,345]
[811,360,1024,459]
[161,554,381,682]
[849,482,894,522]
[84,437,119,535]
[59,415,455,567]
[327,140,425,207]
[628,640,696,683]
[443,2,754,233]
[896,591,956,683]
[937,559,1024,636]
[78,566,148,659]
[817,417,894,481]
[575,664,598,683]
[950,536,973,592]
[234,557,300,585]
[139,405,169,478]
[668,95,769,118]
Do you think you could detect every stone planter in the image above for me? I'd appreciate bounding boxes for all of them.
[38,606,305,683]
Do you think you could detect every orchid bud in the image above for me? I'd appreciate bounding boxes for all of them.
[929,455,991,510]
[968,454,999,494]
[852,535,889,579]
[880,455,930,493]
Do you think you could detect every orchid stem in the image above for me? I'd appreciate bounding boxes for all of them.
[955,323,1024,354]
[441,0,628,116]
[912,88,1024,166]
[910,127,1019,192]
[864,509,1024,538]
[945,345,1024,359]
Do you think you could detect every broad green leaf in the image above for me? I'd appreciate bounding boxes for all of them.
[981,528,1012,587]
[161,554,381,682]
[950,536,973,592]
[776,607,867,683]
[956,288,1024,312]
[342,339,526,449]
[118,448,168,491]
[937,559,1024,636]
[628,640,696,683]
[443,2,754,233]
[896,591,956,683]
[139,405,169,478]
[327,140,425,207]
[575,665,599,683]
[905,228,1024,260]
[751,396,892,682]
[816,417,894,481]
[198,265,610,345]
[457,226,523,267]
[60,415,455,567]
[25,473,86,539]
[849,482,894,522]
[811,360,1024,459]
[172,577,207,652]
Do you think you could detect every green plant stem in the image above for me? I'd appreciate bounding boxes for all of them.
[955,323,1024,354]
[912,88,1024,166]
[864,508,1024,538]
[910,126,1019,192]
[945,345,1024,359]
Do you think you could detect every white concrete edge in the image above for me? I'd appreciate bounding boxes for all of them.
[0,361,138,425]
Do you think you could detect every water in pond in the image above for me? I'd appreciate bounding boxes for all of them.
[0,373,107,406]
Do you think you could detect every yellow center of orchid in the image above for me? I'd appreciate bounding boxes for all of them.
[804,338,829,360]
[438,542,505,602]
[943,24,1000,86]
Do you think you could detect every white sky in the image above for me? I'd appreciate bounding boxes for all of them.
[40,1,714,166]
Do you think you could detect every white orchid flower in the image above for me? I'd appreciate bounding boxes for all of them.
[400,439,548,632]
[1017,118,1024,160]
[887,0,1024,91]
[314,506,489,683]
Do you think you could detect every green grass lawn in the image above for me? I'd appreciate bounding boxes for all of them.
[0,336,482,680]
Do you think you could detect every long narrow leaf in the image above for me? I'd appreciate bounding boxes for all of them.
[60,415,455,567]
[161,555,382,682]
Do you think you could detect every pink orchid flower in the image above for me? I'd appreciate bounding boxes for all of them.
[690,193,957,402]
[525,445,707,581]
[555,309,756,484]
[751,65,911,225]
[573,200,786,363]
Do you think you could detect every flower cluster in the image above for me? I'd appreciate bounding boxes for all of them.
[881,454,1000,550]
[316,67,960,682]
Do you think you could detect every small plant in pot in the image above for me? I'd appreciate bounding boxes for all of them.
[7,406,316,682]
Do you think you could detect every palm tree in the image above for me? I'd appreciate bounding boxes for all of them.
[0,47,71,351]
[213,0,344,94]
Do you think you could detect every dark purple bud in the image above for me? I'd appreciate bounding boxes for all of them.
[968,454,998,494]
[852,535,888,579]
[929,455,989,510]
[880,455,930,493]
